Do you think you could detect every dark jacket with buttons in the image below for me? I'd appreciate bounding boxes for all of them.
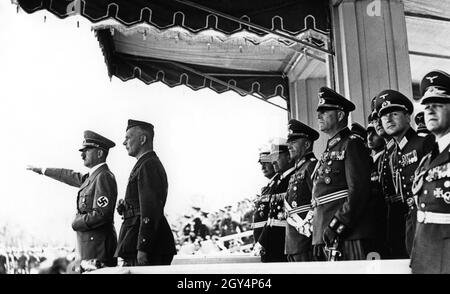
[312,127,375,245]
[410,143,450,274]
[388,127,434,254]
[44,164,118,265]
[252,175,278,243]
[258,167,295,260]
[115,151,176,259]
[389,128,435,205]
[370,150,388,254]
[376,139,409,258]
[284,152,317,255]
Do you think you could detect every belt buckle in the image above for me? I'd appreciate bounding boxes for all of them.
[417,210,425,223]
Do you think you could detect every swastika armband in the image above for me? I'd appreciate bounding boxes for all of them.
[96,196,109,208]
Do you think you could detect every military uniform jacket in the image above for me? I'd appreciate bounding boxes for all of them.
[312,127,375,245]
[378,140,397,203]
[410,143,450,273]
[389,128,435,207]
[389,128,434,254]
[371,150,388,246]
[44,164,118,264]
[115,151,176,258]
[252,174,278,242]
[258,166,295,254]
[284,152,317,255]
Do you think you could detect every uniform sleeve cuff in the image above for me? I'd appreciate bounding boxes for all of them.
[328,217,346,235]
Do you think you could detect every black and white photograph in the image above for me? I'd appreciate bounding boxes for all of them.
[1,0,449,279]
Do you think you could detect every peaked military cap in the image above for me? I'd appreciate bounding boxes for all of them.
[287,119,320,143]
[126,119,154,131]
[420,70,450,104]
[351,123,367,141]
[269,138,289,160]
[368,96,379,121]
[377,89,414,117]
[317,87,355,112]
[414,111,429,135]
[79,130,115,151]
[258,144,272,163]
[366,122,375,133]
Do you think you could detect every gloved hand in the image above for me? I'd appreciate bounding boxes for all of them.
[116,199,126,216]
[137,250,149,266]
[252,242,265,256]
[26,165,43,175]
[323,227,338,248]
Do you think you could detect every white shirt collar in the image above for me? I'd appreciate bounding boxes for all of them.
[437,132,450,153]
[89,162,106,176]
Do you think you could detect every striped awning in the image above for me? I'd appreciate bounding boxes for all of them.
[16,0,331,106]
[16,0,330,35]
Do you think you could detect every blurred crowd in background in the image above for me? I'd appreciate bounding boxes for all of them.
[0,247,75,274]
[170,199,256,255]
[0,198,258,274]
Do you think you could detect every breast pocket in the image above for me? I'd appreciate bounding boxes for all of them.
[79,188,94,211]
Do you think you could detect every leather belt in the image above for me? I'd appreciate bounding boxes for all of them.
[417,211,450,224]
[251,221,267,229]
[123,207,141,219]
[267,219,286,227]
[385,195,403,203]
[311,189,348,208]
[287,204,311,216]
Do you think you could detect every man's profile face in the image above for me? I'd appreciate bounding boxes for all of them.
[260,162,275,179]
[424,103,450,135]
[123,127,142,157]
[373,117,387,137]
[381,111,410,136]
[317,109,339,132]
[367,130,384,151]
[272,152,290,173]
[80,147,98,168]
[288,138,307,160]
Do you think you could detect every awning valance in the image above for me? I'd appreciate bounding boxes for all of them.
[17,0,330,36]
[97,29,289,101]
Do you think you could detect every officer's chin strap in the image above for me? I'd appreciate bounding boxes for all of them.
[323,238,341,262]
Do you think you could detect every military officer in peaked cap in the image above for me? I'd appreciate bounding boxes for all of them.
[414,111,432,138]
[251,146,277,257]
[258,138,294,262]
[312,87,377,261]
[27,130,118,271]
[370,94,406,258]
[378,89,435,256]
[284,119,319,262]
[410,70,450,274]
[366,119,389,257]
[115,119,176,266]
